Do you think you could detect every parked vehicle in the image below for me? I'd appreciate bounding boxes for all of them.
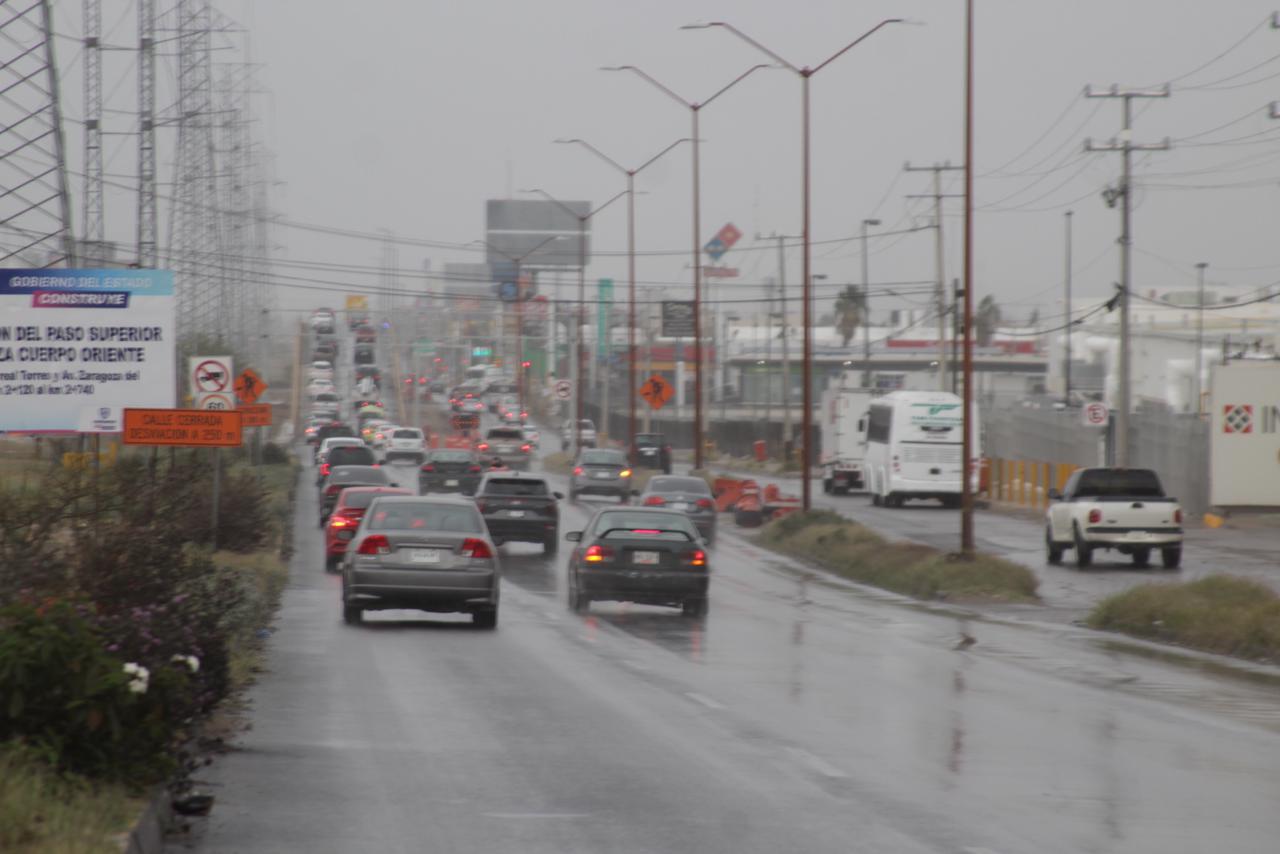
[473,472,563,554]
[564,507,709,617]
[1046,468,1183,568]
[561,419,597,451]
[629,432,671,473]
[384,427,426,465]
[318,465,399,527]
[863,390,979,508]
[476,426,531,470]
[569,448,632,503]
[638,475,717,544]
[324,486,411,572]
[819,381,877,494]
[419,449,483,495]
[340,496,499,627]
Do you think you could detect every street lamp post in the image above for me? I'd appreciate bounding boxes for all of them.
[602,63,771,470]
[519,188,629,455]
[859,218,881,387]
[684,19,903,509]
[960,0,977,557]
[1195,261,1207,415]
[474,234,566,421]
[553,138,690,458]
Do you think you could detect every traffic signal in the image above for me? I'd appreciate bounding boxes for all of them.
[521,360,531,369]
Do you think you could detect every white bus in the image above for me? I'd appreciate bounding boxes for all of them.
[863,390,979,508]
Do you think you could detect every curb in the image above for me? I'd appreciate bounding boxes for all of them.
[124,786,171,854]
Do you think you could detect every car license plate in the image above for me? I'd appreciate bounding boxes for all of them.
[671,502,688,511]
[507,510,525,518]
[445,479,459,486]
[408,549,441,564]
[641,448,656,455]
[632,551,659,565]
[592,471,611,479]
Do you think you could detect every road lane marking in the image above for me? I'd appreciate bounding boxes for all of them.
[483,813,591,820]
[786,747,848,779]
[685,691,726,710]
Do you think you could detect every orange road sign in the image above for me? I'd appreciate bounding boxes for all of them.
[640,374,674,410]
[234,368,267,404]
[122,408,243,447]
[239,403,272,427]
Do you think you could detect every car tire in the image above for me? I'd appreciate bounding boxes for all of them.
[342,603,362,625]
[569,583,590,614]
[704,529,716,547]
[1161,546,1181,569]
[682,598,708,618]
[1045,527,1064,565]
[543,534,558,557]
[472,607,498,629]
[324,554,339,573]
[318,516,327,529]
[1073,525,1093,568]
[871,492,882,507]
[1132,547,1151,568]
[569,488,578,502]
[823,478,833,494]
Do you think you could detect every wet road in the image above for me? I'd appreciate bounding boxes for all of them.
[174,431,1280,853]
[730,470,1280,620]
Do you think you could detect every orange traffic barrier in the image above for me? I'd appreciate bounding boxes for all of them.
[714,477,747,513]
[734,480,764,527]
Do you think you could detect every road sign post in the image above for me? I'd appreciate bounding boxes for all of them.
[1082,402,1108,427]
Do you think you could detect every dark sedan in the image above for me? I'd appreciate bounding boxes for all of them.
[565,507,709,617]
[419,449,483,495]
[341,496,499,628]
[638,476,717,545]
[318,465,399,527]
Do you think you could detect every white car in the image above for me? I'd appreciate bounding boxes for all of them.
[521,424,540,449]
[370,423,397,453]
[308,359,334,378]
[384,427,426,465]
[1045,467,1183,569]
[307,377,335,397]
[560,419,597,451]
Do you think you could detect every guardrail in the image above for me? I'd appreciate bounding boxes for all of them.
[983,457,1079,511]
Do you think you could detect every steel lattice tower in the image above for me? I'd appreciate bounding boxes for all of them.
[0,0,76,267]
[81,0,104,262]
[136,0,157,268]
[217,60,250,353]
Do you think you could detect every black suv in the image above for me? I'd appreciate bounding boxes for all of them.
[474,472,563,554]
[354,343,375,366]
[630,432,672,473]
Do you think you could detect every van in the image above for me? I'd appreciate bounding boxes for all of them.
[862,391,979,508]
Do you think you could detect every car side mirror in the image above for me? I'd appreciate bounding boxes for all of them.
[553,491,565,500]
[565,530,582,542]
[1047,488,1062,501]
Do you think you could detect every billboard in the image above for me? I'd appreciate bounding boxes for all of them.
[661,300,695,337]
[485,199,590,270]
[0,269,175,432]
[1209,361,1280,507]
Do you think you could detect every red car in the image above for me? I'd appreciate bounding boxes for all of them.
[324,486,411,572]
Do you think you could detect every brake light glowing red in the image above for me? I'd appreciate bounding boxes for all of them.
[320,463,330,476]
[584,544,613,562]
[469,465,482,473]
[1174,508,1183,525]
[329,515,354,528]
[477,442,489,450]
[643,496,665,506]
[357,534,391,555]
[460,538,494,559]
[688,549,707,567]
[421,463,435,472]
[573,466,583,476]
[1088,508,1102,524]
[521,444,531,452]
[631,529,661,535]
[695,498,713,509]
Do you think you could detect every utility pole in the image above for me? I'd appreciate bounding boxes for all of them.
[906,162,964,391]
[757,233,800,456]
[1085,85,1171,467]
[859,219,880,387]
[1064,210,1073,405]
[1195,262,1207,415]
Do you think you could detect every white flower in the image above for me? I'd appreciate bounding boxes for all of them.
[123,662,145,677]
[127,677,148,695]
[172,654,200,674]
[123,662,150,695]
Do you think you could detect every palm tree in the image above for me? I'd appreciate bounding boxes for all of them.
[975,295,1001,346]
[833,285,866,347]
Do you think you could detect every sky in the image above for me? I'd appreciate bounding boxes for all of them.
[44,0,1280,330]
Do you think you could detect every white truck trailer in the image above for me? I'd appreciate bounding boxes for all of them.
[819,382,877,494]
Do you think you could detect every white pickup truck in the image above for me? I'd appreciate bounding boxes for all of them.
[1045,467,1183,568]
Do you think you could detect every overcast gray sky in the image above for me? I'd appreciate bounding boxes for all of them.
[67,1,1280,326]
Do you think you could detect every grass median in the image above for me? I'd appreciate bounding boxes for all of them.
[756,510,1040,604]
[1088,575,1280,662]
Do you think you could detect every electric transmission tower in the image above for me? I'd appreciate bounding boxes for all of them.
[136,0,158,268]
[0,0,76,267]
[82,0,105,263]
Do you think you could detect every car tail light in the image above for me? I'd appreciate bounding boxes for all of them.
[520,411,527,419]
[1088,508,1102,524]
[357,534,391,555]
[329,515,354,528]
[584,544,614,562]
[421,463,435,472]
[1174,508,1183,525]
[686,549,707,567]
[643,495,666,506]
[477,442,490,451]
[619,469,632,478]
[695,498,713,509]
[460,538,494,559]
[573,466,583,476]
[521,444,531,452]
[319,463,330,477]
[475,499,487,513]
[469,465,482,473]
[325,484,341,496]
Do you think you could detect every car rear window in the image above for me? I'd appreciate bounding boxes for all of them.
[648,477,711,495]
[329,446,375,466]
[483,478,548,497]
[595,512,695,540]
[581,450,625,465]
[339,489,407,509]
[331,467,389,485]
[366,502,482,533]
[635,434,663,446]
[393,429,422,439]
[1075,469,1164,498]
[487,429,523,440]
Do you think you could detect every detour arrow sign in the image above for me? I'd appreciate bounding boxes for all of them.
[122,408,243,447]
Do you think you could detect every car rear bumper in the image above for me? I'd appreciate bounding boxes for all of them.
[573,478,627,496]
[346,571,498,612]
[578,569,708,604]
[483,517,557,543]
[419,475,479,494]
[1084,527,1182,547]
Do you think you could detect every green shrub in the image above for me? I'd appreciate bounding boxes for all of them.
[0,601,192,781]
[261,442,290,465]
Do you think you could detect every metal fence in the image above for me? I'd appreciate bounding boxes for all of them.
[982,400,1211,516]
